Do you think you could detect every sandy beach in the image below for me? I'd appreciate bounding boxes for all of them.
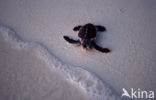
[0,0,156,100]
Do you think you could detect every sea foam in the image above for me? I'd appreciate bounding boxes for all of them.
[0,25,120,100]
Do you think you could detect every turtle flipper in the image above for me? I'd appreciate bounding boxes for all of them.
[63,36,81,45]
[92,41,110,53]
[95,25,106,32]
[73,25,82,31]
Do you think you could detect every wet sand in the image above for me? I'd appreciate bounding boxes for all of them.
[0,27,91,100]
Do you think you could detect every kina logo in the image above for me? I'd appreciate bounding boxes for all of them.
[121,88,154,99]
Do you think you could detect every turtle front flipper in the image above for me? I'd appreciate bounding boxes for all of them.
[91,41,110,53]
[63,36,81,45]
[95,25,106,32]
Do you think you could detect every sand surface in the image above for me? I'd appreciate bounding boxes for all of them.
[0,0,156,100]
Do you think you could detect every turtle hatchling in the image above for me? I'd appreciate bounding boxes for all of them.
[63,23,110,53]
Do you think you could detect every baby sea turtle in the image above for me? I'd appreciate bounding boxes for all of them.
[63,23,110,53]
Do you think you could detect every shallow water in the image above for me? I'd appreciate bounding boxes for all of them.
[0,26,120,100]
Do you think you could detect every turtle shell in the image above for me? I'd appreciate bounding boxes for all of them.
[78,23,96,39]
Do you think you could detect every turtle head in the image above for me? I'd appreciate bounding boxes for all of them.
[81,39,92,50]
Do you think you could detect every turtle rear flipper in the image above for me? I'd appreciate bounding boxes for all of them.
[73,25,82,31]
[92,41,110,53]
[95,25,106,32]
[63,36,81,45]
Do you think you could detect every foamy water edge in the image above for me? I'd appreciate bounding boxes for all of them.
[0,25,121,100]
